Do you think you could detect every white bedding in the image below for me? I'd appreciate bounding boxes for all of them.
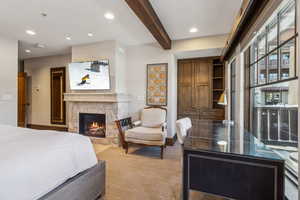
[0,125,98,200]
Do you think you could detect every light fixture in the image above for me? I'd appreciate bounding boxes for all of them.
[217,140,228,146]
[26,30,36,35]
[189,27,198,33]
[25,49,31,53]
[217,90,227,106]
[104,12,115,20]
[65,36,71,40]
[35,43,45,48]
[88,33,93,37]
[40,12,47,17]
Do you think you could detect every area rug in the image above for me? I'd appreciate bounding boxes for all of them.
[93,143,112,154]
[96,143,224,200]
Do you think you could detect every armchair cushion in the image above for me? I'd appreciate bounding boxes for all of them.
[132,120,142,127]
[141,108,167,128]
[125,127,166,141]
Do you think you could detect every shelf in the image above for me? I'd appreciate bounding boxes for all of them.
[212,58,224,110]
[213,89,224,91]
[213,77,224,79]
[213,64,223,66]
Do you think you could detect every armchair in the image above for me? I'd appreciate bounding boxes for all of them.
[115,107,167,159]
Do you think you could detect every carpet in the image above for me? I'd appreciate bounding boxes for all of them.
[95,143,224,200]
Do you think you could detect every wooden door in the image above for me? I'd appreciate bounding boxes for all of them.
[177,58,214,120]
[51,67,66,125]
[178,59,193,117]
[18,72,26,127]
[193,59,211,109]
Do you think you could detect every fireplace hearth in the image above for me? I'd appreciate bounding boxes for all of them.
[79,113,106,138]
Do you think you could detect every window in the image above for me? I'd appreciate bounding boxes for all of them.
[247,0,298,190]
[279,1,295,44]
[230,60,236,122]
[280,38,296,79]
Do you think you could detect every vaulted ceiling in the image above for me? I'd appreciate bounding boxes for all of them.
[0,0,242,59]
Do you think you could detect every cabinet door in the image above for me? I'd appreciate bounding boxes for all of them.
[178,58,212,120]
[178,60,193,118]
[193,59,211,109]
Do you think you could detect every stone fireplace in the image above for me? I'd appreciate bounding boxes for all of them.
[64,93,130,144]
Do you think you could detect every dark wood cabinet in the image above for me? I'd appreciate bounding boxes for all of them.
[177,57,224,120]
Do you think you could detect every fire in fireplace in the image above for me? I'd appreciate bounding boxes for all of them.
[79,113,106,138]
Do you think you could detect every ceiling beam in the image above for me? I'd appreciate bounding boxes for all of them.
[124,0,171,49]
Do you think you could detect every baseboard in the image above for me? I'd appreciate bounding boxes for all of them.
[27,124,68,132]
[166,134,177,146]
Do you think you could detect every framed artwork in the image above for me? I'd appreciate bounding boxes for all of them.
[146,63,168,106]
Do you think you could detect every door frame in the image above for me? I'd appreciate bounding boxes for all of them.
[50,67,66,125]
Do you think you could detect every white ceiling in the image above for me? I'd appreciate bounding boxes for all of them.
[0,0,154,59]
[150,0,242,40]
[0,0,242,59]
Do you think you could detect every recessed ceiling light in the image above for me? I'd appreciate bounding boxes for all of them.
[26,30,36,35]
[40,12,47,17]
[104,12,115,20]
[189,27,198,33]
[35,43,46,48]
[88,33,93,37]
[65,36,71,40]
[25,49,31,53]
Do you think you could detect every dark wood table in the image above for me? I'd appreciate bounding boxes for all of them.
[182,120,285,200]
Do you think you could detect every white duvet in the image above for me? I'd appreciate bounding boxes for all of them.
[0,125,98,200]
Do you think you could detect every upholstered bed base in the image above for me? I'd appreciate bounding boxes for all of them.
[39,160,106,200]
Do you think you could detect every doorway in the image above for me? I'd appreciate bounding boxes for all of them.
[17,72,27,127]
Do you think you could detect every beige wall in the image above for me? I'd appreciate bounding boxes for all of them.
[71,40,127,93]
[23,34,227,136]
[24,54,71,127]
[115,42,127,93]
[172,34,227,52]
[126,34,228,137]
[126,43,178,137]
[0,35,18,126]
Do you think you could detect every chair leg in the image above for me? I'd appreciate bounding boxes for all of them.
[125,143,129,154]
[160,146,164,159]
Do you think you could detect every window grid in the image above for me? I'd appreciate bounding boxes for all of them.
[249,0,297,89]
[230,60,236,122]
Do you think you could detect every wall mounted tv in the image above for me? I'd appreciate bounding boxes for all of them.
[69,60,110,90]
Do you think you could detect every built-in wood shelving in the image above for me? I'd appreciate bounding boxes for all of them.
[212,59,225,109]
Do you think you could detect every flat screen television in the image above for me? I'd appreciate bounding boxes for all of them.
[69,60,110,90]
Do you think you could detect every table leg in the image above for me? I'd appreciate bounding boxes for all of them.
[183,152,189,200]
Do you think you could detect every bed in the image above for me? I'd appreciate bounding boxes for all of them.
[0,125,105,200]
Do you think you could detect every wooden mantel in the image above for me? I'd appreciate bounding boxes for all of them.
[124,0,171,49]
[64,93,130,103]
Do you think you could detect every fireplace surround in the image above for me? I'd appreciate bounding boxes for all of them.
[64,93,130,144]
